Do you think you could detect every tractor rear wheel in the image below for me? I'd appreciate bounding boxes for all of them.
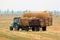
[14,24,19,31]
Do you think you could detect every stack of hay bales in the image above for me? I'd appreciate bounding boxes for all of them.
[23,11,52,26]
[20,17,40,26]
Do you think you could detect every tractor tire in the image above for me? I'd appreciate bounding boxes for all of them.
[10,26,13,31]
[42,26,46,31]
[32,27,35,31]
[21,27,25,30]
[14,24,19,31]
[35,27,40,31]
[17,27,20,31]
[25,26,29,31]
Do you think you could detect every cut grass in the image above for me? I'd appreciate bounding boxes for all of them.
[0,33,30,40]
[37,32,60,40]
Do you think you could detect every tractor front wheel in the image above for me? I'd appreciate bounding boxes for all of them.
[10,26,13,31]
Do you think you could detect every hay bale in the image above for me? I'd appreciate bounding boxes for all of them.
[20,17,29,26]
[23,11,52,18]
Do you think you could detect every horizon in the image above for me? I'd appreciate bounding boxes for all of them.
[0,10,60,14]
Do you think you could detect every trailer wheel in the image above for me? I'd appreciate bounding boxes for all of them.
[35,27,40,31]
[32,27,35,31]
[42,25,46,31]
[10,26,13,31]
[21,27,25,30]
[25,26,29,31]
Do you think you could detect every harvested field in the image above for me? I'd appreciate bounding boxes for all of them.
[0,14,60,40]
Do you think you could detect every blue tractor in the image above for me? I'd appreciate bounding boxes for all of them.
[10,17,21,31]
[10,17,46,31]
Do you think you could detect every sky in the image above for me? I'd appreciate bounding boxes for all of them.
[0,0,60,11]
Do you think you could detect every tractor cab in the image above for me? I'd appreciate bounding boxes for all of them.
[14,17,19,23]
